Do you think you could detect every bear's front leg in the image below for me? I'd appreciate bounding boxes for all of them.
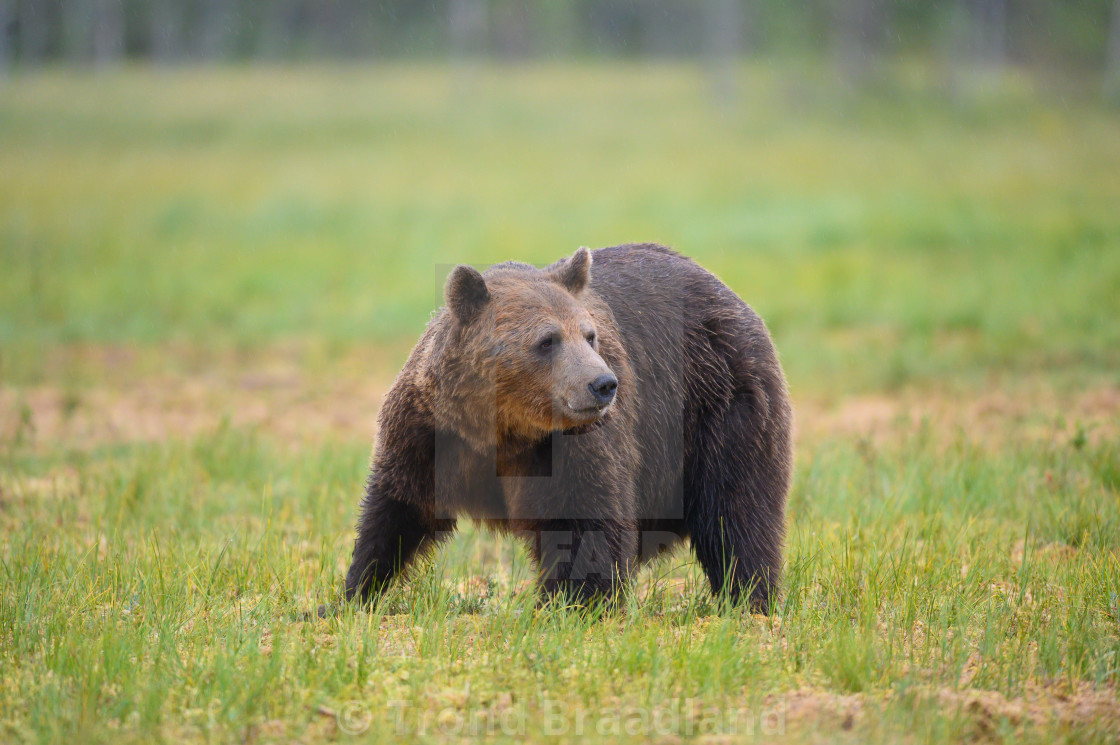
[523,519,636,607]
[505,430,640,607]
[345,389,459,603]
[345,478,456,602]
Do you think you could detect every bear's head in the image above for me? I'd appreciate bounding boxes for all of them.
[438,247,618,443]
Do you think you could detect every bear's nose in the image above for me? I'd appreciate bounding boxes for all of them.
[588,373,618,407]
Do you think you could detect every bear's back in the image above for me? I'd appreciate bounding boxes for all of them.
[587,243,788,519]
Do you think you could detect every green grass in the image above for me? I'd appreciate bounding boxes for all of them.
[2,426,1117,742]
[2,64,1119,392]
[1,63,1119,743]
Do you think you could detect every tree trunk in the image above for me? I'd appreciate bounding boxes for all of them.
[196,0,235,61]
[93,0,124,67]
[1106,0,1120,101]
[0,0,10,74]
[256,0,298,60]
[18,0,49,65]
[704,0,745,105]
[62,0,91,62]
[834,0,880,86]
[150,0,181,63]
[449,0,486,60]
[971,0,1006,69]
[945,0,1006,102]
[492,0,531,59]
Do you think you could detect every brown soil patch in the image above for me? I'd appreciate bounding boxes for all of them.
[2,346,1117,451]
[1,367,391,451]
[774,688,864,732]
[769,683,1120,738]
[934,684,1120,737]
[794,385,1120,448]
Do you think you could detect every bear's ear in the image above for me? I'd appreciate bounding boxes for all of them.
[551,246,592,294]
[445,265,491,324]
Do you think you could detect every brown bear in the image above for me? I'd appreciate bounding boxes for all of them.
[345,243,792,612]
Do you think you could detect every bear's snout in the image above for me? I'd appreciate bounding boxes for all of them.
[588,373,618,408]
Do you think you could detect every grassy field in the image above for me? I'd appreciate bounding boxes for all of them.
[1,63,1119,743]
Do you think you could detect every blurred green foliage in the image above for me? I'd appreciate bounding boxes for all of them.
[2,64,1118,393]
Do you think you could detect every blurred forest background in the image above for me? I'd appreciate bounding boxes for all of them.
[2,1,1120,101]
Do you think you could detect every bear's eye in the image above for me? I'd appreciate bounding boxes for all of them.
[585,331,596,345]
[537,334,557,352]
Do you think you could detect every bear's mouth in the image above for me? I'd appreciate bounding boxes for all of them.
[560,400,612,423]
